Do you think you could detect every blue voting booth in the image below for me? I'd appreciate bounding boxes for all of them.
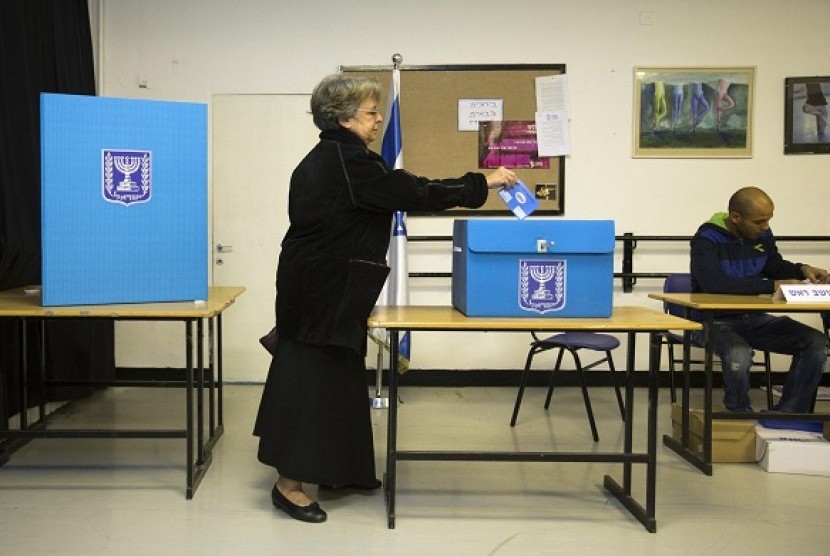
[452,219,615,317]
[40,94,207,306]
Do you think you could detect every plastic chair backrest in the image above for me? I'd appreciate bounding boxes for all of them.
[662,273,693,318]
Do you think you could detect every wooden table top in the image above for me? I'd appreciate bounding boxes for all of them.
[0,286,246,318]
[649,292,830,312]
[367,305,701,332]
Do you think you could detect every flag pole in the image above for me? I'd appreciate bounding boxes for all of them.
[370,52,404,410]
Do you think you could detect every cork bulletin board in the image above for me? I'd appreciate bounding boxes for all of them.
[340,64,567,216]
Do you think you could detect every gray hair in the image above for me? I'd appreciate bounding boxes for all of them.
[310,73,381,131]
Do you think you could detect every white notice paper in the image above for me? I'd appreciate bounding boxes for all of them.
[458,99,503,132]
[535,75,570,156]
[535,110,570,156]
[535,75,570,112]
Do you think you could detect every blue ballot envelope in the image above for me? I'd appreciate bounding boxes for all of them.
[452,219,615,317]
[498,180,539,219]
[41,94,208,306]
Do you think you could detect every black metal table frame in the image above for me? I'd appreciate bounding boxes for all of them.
[383,328,665,533]
[0,314,224,499]
[663,307,830,476]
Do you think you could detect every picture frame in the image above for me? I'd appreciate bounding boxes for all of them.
[633,66,755,158]
[784,76,830,155]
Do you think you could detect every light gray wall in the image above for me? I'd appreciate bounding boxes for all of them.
[93,0,830,375]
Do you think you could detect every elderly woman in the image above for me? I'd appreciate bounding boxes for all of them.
[254,73,517,523]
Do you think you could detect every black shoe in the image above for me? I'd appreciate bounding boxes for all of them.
[318,479,382,491]
[271,485,327,523]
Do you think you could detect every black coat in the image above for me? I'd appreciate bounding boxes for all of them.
[275,126,488,353]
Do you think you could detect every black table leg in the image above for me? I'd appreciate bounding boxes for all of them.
[185,320,195,499]
[662,309,713,474]
[385,330,399,529]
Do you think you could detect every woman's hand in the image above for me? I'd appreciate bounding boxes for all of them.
[485,166,519,189]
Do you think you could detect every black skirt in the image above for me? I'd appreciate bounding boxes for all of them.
[253,336,377,487]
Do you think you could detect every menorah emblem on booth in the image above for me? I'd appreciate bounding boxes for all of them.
[114,155,141,192]
[519,259,566,314]
[102,149,152,206]
[529,265,555,300]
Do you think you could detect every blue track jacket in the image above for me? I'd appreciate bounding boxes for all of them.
[690,212,805,297]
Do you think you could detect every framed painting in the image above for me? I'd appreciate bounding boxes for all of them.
[633,66,755,158]
[784,76,830,154]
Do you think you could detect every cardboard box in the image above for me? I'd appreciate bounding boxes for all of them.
[670,403,756,463]
[41,94,208,306]
[451,219,614,317]
[755,423,830,477]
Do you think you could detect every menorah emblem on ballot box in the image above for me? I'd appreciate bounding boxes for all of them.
[519,259,566,314]
[103,149,152,206]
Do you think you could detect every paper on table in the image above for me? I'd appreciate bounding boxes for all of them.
[776,282,830,302]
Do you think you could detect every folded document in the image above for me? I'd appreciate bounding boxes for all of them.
[499,180,539,219]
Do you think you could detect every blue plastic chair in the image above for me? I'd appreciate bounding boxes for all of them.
[510,331,625,442]
[660,273,774,408]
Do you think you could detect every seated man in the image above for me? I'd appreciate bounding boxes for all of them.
[690,186,828,412]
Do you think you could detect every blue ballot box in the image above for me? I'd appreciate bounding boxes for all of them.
[452,219,615,317]
[41,94,207,306]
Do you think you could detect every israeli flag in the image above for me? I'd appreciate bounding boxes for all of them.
[379,68,411,369]
[381,68,403,171]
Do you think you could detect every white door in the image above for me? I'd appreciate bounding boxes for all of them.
[211,94,318,381]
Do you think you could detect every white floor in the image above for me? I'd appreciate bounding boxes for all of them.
[1,383,829,556]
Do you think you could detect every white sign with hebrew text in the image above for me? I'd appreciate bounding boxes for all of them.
[779,284,830,302]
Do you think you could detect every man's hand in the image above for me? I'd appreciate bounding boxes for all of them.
[801,265,830,284]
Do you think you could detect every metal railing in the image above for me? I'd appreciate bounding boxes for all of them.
[407,234,830,292]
